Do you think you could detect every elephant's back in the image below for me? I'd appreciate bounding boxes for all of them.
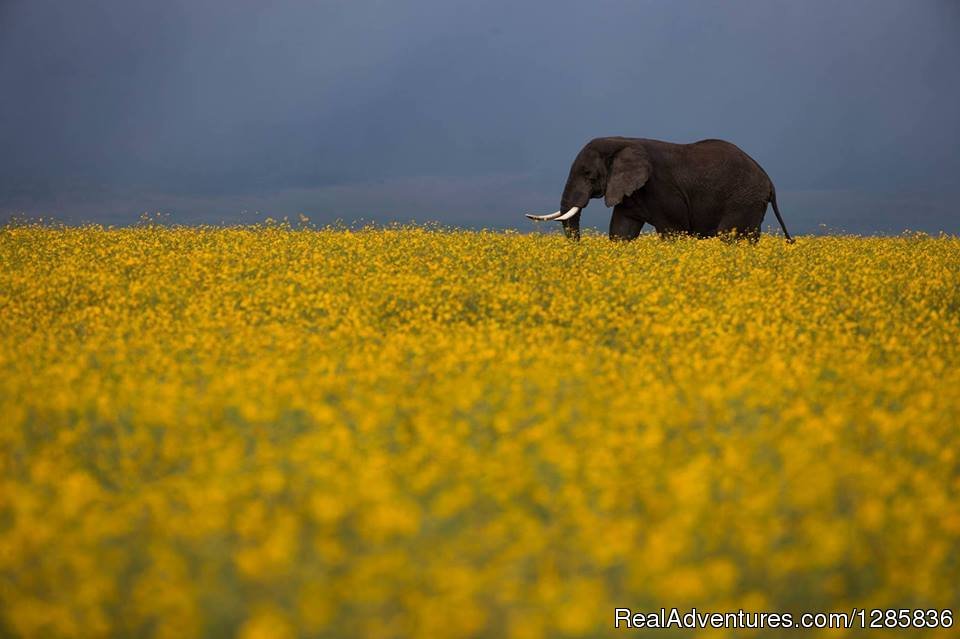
[688,138,756,162]
[681,139,771,189]
[696,138,769,170]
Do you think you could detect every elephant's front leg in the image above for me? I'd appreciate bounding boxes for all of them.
[609,205,645,241]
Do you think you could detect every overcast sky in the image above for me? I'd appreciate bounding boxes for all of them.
[1,0,958,233]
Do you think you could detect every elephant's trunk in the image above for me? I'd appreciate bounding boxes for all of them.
[561,211,582,241]
[523,166,592,240]
[559,174,592,242]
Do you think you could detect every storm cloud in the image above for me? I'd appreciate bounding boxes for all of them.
[1,0,958,233]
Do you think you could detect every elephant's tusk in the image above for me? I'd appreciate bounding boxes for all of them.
[524,207,581,222]
[525,210,563,221]
[555,206,581,221]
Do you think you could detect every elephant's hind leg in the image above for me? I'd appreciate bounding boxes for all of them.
[609,207,644,241]
[718,202,765,243]
[717,226,761,243]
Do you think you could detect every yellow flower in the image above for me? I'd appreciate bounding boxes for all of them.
[2,226,959,637]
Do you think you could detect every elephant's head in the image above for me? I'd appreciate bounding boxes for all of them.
[526,138,652,240]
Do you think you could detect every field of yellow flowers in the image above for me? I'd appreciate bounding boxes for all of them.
[1,224,959,638]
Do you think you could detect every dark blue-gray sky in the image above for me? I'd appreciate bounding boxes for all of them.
[1,0,958,233]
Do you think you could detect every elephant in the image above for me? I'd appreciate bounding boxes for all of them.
[525,137,794,243]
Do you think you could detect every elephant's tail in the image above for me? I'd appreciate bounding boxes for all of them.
[769,186,795,243]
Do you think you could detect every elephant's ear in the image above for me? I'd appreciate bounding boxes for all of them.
[605,146,652,207]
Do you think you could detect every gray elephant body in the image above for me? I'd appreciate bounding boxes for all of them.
[544,137,793,242]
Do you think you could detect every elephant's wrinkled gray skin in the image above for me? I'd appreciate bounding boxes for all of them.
[533,137,793,243]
